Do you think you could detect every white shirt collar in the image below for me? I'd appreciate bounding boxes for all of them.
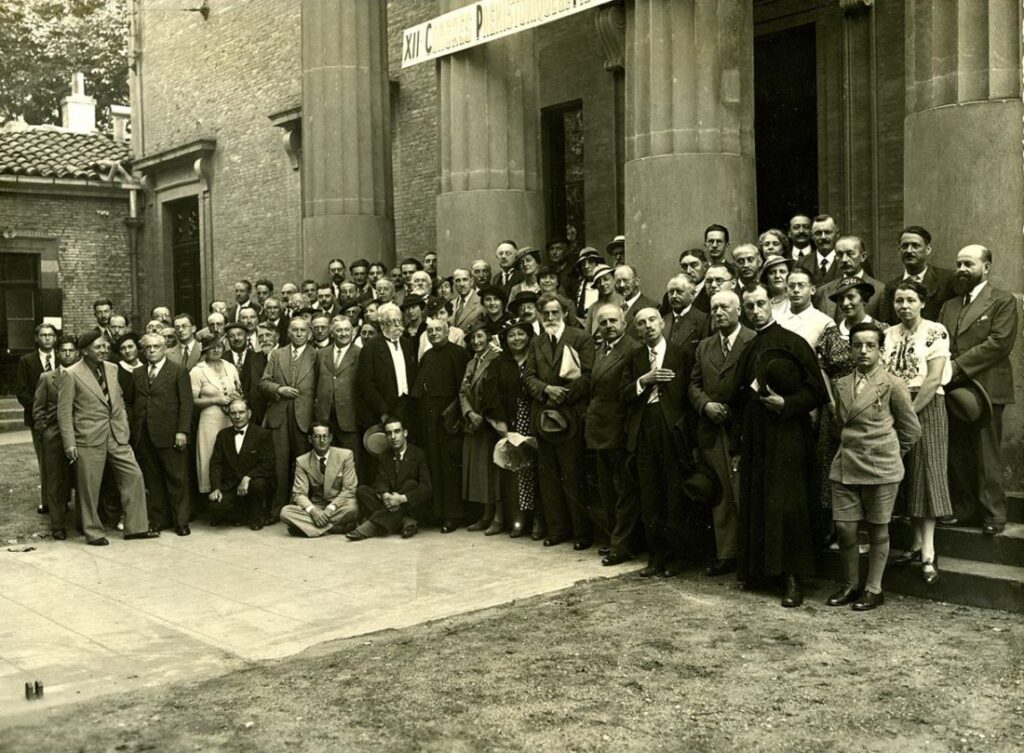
[147,357,167,375]
[649,337,667,359]
[902,265,928,281]
[720,326,741,349]
[967,280,988,302]
[38,349,54,365]
[624,291,642,308]
[291,344,306,357]
[672,305,692,319]
[816,250,835,266]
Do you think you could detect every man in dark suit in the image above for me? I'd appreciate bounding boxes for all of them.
[622,307,692,578]
[492,240,523,296]
[314,315,362,460]
[17,322,57,514]
[260,316,317,518]
[688,290,755,576]
[226,279,262,322]
[938,244,1020,534]
[877,226,957,324]
[585,304,640,565]
[347,417,432,540]
[127,334,194,534]
[813,236,885,321]
[31,335,78,538]
[524,292,596,549]
[356,302,419,435]
[208,399,276,529]
[796,214,842,286]
[662,273,711,353]
[678,249,711,313]
[92,297,115,342]
[259,297,290,347]
[614,264,659,331]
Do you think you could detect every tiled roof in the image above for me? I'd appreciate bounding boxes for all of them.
[0,127,131,180]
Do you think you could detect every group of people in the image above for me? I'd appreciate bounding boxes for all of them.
[15,216,1018,611]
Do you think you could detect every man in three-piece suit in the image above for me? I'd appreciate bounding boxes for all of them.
[31,335,79,538]
[356,303,419,435]
[17,322,58,514]
[127,334,194,534]
[260,316,317,518]
[347,417,432,540]
[57,331,157,545]
[314,316,362,460]
[524,292,596,549]
[208,399,275,529]
[688,291,755,576]
[663,274,710,351]
[623,307,692,578]
[584,304,640,566]
[938,245,1020,534]
[877,226,957,325]
[813,236,885,321]
[280,424,359,537]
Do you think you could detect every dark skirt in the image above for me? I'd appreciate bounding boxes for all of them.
[902,397,954,518]
[462,425,501,504]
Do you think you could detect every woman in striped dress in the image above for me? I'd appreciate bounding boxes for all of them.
[882,280,952,584]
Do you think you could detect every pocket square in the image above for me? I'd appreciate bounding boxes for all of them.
[979,315,989,322]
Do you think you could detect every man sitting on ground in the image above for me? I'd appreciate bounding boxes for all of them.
[280,423,360,537]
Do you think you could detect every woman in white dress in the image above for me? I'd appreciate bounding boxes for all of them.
[190,335,242,494]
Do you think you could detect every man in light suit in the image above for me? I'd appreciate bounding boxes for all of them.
[450,268,484,330]
[688,290,755,577]
[827,322,921,610]
[280,424,360,537]
[32,335,78,538]
[663,274,710,351]
[57,330,157,545]
[127,334,194,535]
[314,315,362,462]
[877,226,957,324]
[584,304,640,565]
[939,244,1020,534]
[813,236,885,321]
[208,399,276,529]
[260,316,317,518]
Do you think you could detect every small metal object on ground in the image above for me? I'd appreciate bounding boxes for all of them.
[34,680,44,698]
[24,682,35,700]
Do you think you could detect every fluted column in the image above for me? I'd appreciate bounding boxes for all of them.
[436,2,544,270]
[301,0,394,275]
[624,0,755,287]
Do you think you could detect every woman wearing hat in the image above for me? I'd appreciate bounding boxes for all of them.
[478,284,513,339]
[459,320,504,534]
[882,279,953,583]
[509,247,542,300]
[190,334,243,495]
[759,255,793,316]
[582,264,623,337]
[483,318,541,538]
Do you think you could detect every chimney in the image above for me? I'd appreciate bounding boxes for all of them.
[61,73,96,133]
[110,104,131,143]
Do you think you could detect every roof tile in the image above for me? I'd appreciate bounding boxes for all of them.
[0,128,131,180]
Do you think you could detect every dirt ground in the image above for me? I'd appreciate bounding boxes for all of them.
[2,568,1021,753]
[0,444,45,543]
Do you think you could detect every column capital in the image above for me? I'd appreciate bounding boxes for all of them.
[595,3,626,72]
[838,0,872,13]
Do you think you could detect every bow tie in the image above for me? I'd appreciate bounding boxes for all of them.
[234,428,246,435]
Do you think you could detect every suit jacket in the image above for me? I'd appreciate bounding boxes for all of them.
[621,338,691,453]
[57,359,131,450]
[127,359,194,448]
[451,290,484,331]
[585,336,639,450]
[166,339,202,371]
[583,293,626,336]
[523,325,596,422]
[16,351,46,427]
[259,344,317,431]
[622,293,659,330]
[814,273,886,321]
[492,269,523,297]
[688,326,756,451]
[663,307,711,351]
[796,251,842,287]
[32,368,64,441]
[938,283,1019,404]
[291,447,357,509]
[356,335,419,427]
[877,266,957,325]
[372,443,433,510]
[209,423,276,491]
[692,285,711,314]
[830,367,921,485]
[314,343,361,431]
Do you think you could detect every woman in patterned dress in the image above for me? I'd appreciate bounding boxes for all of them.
[190,335,242,494]
[883,279,952,584]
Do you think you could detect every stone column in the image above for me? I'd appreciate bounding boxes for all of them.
[624,0,756,288]
[301,0,394,275]
[436,3,544,271]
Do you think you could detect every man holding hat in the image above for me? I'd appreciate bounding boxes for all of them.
[58,330,156,545]
[938,244,1019,534]
[813,236,884,322]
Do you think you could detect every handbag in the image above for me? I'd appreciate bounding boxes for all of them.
[441,399,463,435]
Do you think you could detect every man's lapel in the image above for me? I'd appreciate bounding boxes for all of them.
[79,362,108,403]
[957,284,993,334]
[845,371,883,423]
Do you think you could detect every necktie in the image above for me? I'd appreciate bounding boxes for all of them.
[318,454,327,477]
[963,293,971,308]
[292,347,300,362]
[44,354,52,371]
[455,296,463,318]
[334,348,342,369]
[238,349,245,368]
[855,374,866,396]
[148,365,157,384]
[648,347,660,404]
[550,334,558,353]
[95,365,110,403]
[721,335,731,359]
[820,258,829,279]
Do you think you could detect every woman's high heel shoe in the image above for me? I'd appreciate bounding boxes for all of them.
[922,558,939,585]
[892,549,922,566]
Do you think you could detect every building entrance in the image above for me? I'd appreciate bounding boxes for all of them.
[166,196,202,322]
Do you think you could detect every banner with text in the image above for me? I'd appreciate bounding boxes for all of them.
[401,0,615,68]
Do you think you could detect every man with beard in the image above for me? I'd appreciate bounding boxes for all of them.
[357,303,419,432]
[663,274,710,351]
[731,285,828,606]
[797,214,842,286]
[877,226,956,324]
[787,214,814,261]
[423,251,439,281]
[813,236,884,321]
[328,259,347,300]
[938,245,1019,534]
[703,224,731,265]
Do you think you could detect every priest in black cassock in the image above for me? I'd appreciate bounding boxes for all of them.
[732,284,828,608]
[411,316,470,532]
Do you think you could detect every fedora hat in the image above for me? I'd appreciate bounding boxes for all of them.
[537,407,577,443]
[682,464,720,507]
[945,378,992,427]
[606,234,626,252]
[754,347,808,397]
[758,254,793,281]
[362,424,390,456]
[493,437,536,471]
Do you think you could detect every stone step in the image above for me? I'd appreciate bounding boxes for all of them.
[0,417,24,433]
[890,519,1024,567]
[821,552,1024,613]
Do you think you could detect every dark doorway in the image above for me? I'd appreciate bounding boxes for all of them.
[167,196,201,321]
[754,23,818,232]
[542,101,586,252]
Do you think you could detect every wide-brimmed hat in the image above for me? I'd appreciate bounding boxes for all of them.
[399,294,426,310]
[590,264,615,288]
[606,234,626,252]
[537,407,577,443]
[682,464,720,507]
[945,378,992,427]
[758,255,793,281]
[754,347,808,397]
[828,277,876,303]
[362,424,390,456]
[477,284,508,305]
[575,247,603,267]
[514,246,541,266]
[510,290,539,312]
[499,316,535,339]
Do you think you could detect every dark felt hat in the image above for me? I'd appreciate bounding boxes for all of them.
[223,321,247,335]
[828,277,876,303]
[477,285,508,305]
[681,464,721,507]
[754,347,808,397]
[399,294,426,310]
[945,378,993,427]
[77,329,105,350]
[510,290,539,312]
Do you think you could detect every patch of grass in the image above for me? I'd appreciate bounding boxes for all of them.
[0,443,46,542]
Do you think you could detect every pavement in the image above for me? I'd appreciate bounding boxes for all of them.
[0,523,638,723]
[0,430,32,446]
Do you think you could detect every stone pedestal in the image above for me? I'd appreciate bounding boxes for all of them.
[301,0,394,275]
[436,17,544,270]
[624,0,756,288]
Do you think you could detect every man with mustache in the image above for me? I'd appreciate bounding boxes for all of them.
[938,245,1019,534]
[796,214,842,286]
[877,226,956,324]
[813,236,885,321]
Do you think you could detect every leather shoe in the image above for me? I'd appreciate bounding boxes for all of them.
[440,520,458,534]
[598,546,611,557]
[780,575,803,608]
[286,523,303,537]
[345,528,368,541]
[601,552,632,566]
[175,525,191,537]
[639,561,664,578]
[891,549,922,566]
[937,516,960,527]
[826,585,862,607]
[37,504,49,515]
[329,520,358,535]
[401,521,418,539]
[51,529,67,541]
[124,531,160,540]
[983,523,1005,535]
[573,539,592,551]
[852,590,884,611]
[249,521,263,531]
[660,564,684,578]
[922,559,940,585]
[86,536,109,546]
[543,534,570,547]
[509,515,526,539]
[705,558,737,576]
